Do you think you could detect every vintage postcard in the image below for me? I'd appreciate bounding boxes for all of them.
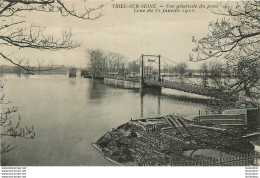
[0,0,259,176]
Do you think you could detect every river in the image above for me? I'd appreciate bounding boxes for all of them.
[1,74,208,166]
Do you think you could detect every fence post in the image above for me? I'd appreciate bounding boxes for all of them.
[255,152,259,166]
[247,153,249,166]
[244,153,247,166]
[250,152,253,166]
[238,153,241,166]
[243,153,246,166]
[252,151,255,165]
[209,158,212,166]
[219,157,222,166]
[233,156,236,166]
[235,154,238,166]
[242,153,245,166]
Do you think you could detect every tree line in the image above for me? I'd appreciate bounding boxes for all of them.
[190,1,260,99]
[87,49,142,76]
[191,1,260,110]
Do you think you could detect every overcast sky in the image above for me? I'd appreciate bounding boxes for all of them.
[1,1,230,69]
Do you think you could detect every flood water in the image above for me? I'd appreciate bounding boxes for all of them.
[1,74,208,166]
[183,149,231,159]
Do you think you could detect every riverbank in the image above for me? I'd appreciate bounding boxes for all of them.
[94,114,259,166]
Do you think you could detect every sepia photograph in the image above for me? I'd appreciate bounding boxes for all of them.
[0,0,259,170]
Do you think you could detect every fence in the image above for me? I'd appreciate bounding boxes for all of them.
[136,151,260,166]
[169,151,260,166]
[193,114,246,126]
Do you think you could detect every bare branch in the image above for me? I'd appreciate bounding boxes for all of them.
[190,1,260,100]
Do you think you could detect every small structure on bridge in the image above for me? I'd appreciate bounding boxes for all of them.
[142,66,153,78]
[129,72,139,78]
[68,68,77,77]
[140,54,161,89]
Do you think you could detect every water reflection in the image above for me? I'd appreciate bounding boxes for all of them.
[68,79,76,86]
[140,88,162,118]
[99,78,209,118]
[104,78,140,89]
[183,149,231,159]
[87,80,109,100]
[141,90,144,117]
[158,95,161,115]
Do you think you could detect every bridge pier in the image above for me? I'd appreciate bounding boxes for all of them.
[140,81,162,91]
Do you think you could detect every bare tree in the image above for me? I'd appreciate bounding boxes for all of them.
[200,62,209,87]
[128,61,140,73]
[0,0,103,71]
[190,1,260,102]
[173,63,188,76]
[0,0,104,154]
[87,49,127,76]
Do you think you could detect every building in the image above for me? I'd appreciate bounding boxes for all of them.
[140,66,153,79]
[129,72,140,78]
[68,68,76,77]
[193,102,260,126]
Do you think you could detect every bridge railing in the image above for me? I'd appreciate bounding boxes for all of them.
[144,79,231,98]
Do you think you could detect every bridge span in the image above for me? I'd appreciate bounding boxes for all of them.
[103,75,231,99]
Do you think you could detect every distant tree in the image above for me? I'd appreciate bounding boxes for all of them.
[128,61,140,73]
[209,62,223,87]
[200,63,208,76]
[190,1,260,101]
[87,49,127,76]
[200,63,209,86]
[174,63,188,75]
[88,49,104,76]
[0,0,104,154]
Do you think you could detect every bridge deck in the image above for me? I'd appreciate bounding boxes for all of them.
[102,75,232,98]
[144,79,230,98]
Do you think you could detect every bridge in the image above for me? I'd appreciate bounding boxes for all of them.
[143,79,230,98]
[90,54,233,99]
